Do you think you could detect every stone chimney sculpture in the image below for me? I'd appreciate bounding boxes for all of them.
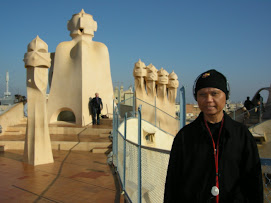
[133,60,179,135]
[157,68,169,99]
[145,64,158,97]
[23,36,54,165]
[47,9,114,125]
[167,71,179,103]
[133,59,147,95]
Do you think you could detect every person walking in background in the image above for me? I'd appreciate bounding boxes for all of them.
[244,96,254,110]
[91,93,103,125]
[164,69,263,202]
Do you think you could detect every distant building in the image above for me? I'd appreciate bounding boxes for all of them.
[185,104,201,119]
[0,71,14,105]
[184,101,244,123]
[226,102,243,113]
[114,85,133,106]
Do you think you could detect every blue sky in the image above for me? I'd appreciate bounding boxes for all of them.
[0,0,270,103]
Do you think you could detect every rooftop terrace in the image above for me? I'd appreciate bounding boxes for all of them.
[0,149,124,203]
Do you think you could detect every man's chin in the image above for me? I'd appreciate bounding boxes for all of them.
[203,109,217,115]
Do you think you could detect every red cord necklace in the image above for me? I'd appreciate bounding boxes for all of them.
[204,117,224,203]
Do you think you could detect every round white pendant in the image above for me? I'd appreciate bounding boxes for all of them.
[211,186,219,196]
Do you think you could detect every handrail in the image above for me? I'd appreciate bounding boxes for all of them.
[179,86,186,128]
[235,105,260,119]
[118,96,179,121]
[232,102,271,124]
[261,158,271,166]
[135,98,179,120]
[137,105,142,203]
[115,90,181,136]
[115,86,186,121]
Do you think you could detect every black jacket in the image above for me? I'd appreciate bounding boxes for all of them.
[91,97,103,110]
[164,112,263,203]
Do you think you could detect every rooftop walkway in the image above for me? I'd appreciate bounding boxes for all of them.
[0,117,124,202]
[0,149,124,203]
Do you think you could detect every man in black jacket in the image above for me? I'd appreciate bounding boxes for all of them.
[91,93,103,125]
[164,69,263,202]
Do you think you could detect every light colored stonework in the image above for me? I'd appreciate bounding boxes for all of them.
[47,9,114,126]
[23,36,54,165]
[133,59,179,135]
[145,64,158,97]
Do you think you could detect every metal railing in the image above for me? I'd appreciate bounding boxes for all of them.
[113,105,170,203]
[231,102,271,125]
[261,159,271,202]
[114,86,186,130]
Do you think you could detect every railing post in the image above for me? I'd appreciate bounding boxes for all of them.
[133,87,136,117]
[115,107,119,170]
[118,85,121,104]
[180,86,186,129]
[123,112,127,191]
[112,101,115,156]
[138,105,142,203]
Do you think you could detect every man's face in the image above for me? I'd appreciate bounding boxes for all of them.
[197,88,226,118]
[95,93,99,97]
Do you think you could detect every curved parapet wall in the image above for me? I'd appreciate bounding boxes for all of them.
[118,117,174,151]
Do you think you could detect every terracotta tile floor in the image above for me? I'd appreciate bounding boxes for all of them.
[0,150,125,203]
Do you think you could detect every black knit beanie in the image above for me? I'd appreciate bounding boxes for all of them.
[194,69,229,100]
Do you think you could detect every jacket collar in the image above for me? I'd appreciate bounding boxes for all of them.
[194,111,233,138]
[222,112,234,138]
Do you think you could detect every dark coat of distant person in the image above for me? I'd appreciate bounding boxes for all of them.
[244,96,254,110]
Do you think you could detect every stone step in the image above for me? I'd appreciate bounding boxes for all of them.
[52,141,112,151]
[18,118,112,126]
[0,141,24,150]
[100,118,113,126]
[0,135,24,141]
[99,133,111,138]
[0,134,111,142]
[4,124,112,136]
[92,146,112,154]
[0,140,112,152]
[6,125,26,133]
[1,118,113,151]
[50,134,111,142]
[20,117,28,124]
[49,127,112,136]
[6,125,26,132]
[1,131,22,136]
